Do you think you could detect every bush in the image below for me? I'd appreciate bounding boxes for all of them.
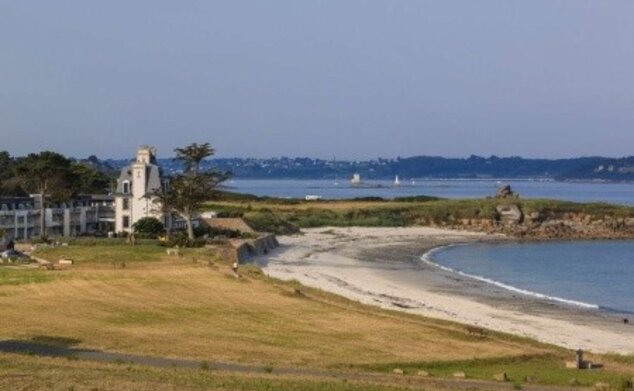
[132,217,165,238]
[244,211,300,235]
[162,231,207,248]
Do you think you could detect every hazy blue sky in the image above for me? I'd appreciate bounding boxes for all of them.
[1,1,633,159]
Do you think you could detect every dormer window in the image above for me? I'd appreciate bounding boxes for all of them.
[122,181,130,194]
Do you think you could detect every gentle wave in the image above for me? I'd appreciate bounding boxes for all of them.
[420,245,600,310]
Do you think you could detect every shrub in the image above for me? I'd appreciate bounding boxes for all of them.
[132,217,165,238]
[162,231,207,248]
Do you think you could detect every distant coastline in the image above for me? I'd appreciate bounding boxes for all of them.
[217,178,634,206]
[104,155,634,182]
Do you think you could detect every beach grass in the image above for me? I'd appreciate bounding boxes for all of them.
[204,196,634,234]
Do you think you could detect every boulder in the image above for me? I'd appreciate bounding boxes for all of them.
[496,204,523,225]
[495,185,518,199]
[493,372,508,382]
[417,370,430,377]
[392,368,404,375]
[452,371,466,379]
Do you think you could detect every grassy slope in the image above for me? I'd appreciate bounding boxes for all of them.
[203,196,634,235]
[0,353,412,391]
[0,243,632,388]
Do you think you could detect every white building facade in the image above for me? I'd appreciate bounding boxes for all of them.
[0,196,114,240]
[114,146,164,234]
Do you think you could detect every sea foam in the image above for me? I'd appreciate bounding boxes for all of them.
[421,245,600,310]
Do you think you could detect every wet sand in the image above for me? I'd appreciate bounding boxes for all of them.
[258,226,634,354]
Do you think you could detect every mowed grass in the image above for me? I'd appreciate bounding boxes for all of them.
[0,242,632,387]
[358,354,634,387]
[34,243,168,265]
[0,268,56,286]
[0,353,414,391]
[2,244,540,365]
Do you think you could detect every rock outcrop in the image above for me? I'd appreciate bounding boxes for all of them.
[439,205,634,240]
[495,184,518,199]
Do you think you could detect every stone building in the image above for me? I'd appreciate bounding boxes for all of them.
[114,146,164,234]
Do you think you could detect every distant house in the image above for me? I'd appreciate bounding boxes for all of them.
[114,146,164,234]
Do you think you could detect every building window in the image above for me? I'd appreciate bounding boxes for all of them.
[122,216,130,229]
[122,181,130,194]
[122,198,129,210]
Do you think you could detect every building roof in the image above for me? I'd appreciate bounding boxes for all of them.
[146,165,162,193]
[201,218,256,234]
[115,164,163,195]
[115,167,132,194]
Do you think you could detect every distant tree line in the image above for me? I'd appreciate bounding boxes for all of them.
[0,151,115,241]
[0,151,114,198]
[127,155,634,181]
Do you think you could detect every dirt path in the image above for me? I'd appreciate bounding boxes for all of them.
[0,339,582,391]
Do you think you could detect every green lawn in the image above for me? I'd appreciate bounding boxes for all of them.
[357,354,633,388]
[0,353,413,391]
[0,268,56,286]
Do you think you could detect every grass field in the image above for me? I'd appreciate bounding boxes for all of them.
[203,195,634,234]
[1,242,633,389]
[0,353,416,391]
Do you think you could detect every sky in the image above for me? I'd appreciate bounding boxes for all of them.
[1,1,634,160]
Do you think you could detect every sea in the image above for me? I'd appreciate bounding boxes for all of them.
[226,178,634,205]
[426,241,634,314]
[227,178,634,313]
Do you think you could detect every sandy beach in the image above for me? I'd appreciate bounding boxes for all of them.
[258,226,634,354]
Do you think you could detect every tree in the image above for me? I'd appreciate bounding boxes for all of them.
[162,143,229,241]
[174,142,214,175]
[14,152,80,240]
[132,217,165,238]
[168,171,229,241]
[71,162,113,194]
[151,182,176,236]
[0,151,23,196]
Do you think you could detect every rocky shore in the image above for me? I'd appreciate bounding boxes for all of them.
[435,206,634,240]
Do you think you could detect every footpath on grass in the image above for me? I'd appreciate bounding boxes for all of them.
[0,339,582,391]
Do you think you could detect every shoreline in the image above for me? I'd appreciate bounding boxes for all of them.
[419,244,601,311]
[258,226,634,354]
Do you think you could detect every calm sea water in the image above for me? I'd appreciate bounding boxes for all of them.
[226,179,634,205]
[427,241,634,314]
[227,179,634,311]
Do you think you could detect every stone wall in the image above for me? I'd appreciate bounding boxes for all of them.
[232,234,279,262]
